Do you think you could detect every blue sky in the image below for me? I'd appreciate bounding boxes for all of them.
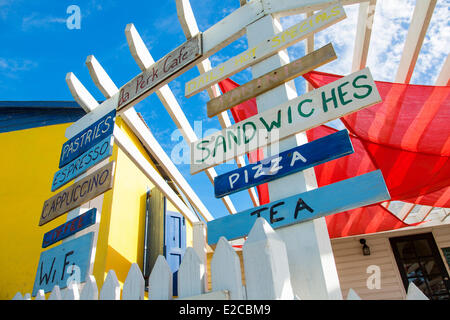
[0,0,448,220]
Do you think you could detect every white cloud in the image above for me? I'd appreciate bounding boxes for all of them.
[22,13,66,31]
[0,57,37,76]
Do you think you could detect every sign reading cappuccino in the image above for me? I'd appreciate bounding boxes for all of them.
[39,161,115,226]
[58,109,116,168]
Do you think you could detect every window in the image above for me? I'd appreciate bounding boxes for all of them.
[390,233,450,300]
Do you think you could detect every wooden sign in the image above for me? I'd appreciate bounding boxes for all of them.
[190,67,381,174]
[185,3,346,98]
[59,109,116,168]
[214,129,353,198]
[117,33,202,112]
[39,161,115,226]
[52,135,114,192]
[207,170,390,245]
[42,208,97,248]
[207,43,337,118]
[32,232,94,296]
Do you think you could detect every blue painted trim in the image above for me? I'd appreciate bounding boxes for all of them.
[51,135,114,191]
[207,170,390,245]
[58,109,116,168]
[42,208,97,248]
[214,129,354,198]
[32,232,95,296]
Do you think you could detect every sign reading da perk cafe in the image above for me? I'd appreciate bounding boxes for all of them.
[117,33,202,112]
[39,161,115,226]
[190,67,381,174]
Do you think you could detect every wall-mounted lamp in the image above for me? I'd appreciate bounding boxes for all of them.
[360,239,371,256]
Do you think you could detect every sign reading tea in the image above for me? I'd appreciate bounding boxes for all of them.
[32,232,94,296]
[117,33,202,112]
[190,67,381,174]
[39,161,115,226]
[214,130,354,198]
[208,170,390,245]
[58,109,116,168]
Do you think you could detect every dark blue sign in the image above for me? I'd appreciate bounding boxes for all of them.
[214,129,353,198]
[58,109,116,168]
[208,170,390,245]
[32,232,94,296]
[42,208,97,248]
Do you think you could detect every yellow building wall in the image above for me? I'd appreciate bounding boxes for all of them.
[93,117,193,291]
[0,117,193,299]
[0,123,75,299]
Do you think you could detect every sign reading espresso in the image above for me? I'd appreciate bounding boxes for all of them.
[117,33,202,112]
[39,161,115,226]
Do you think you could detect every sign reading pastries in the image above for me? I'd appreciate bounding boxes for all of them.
[39,161,115,226]
[190,67,381,174]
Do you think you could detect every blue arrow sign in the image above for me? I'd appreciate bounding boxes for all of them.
[214,129,354,198]
[58,109,116,168]
[52,135,114,191]
[207,170,390,245]
[42,208,97,248]
[32,232,94,296]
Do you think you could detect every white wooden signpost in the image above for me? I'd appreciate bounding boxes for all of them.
[190,67,381,174]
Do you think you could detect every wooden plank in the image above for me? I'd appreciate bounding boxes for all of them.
[177,247,205,299]
[207,170,390,245]
[31,232,95,296]
[184,3,346,98]
[117,33,202,112]
[65,72,98,113]
[191,67,381,174]
[148,255,173,300]
[80,275,98,300]
[214,129,354,198]
[39,161,115,226]
[100,270,121,300]
[122,263,145,300]
[351,0,376,72]
[59,109,116,168]
[42,208,97,248]
[52,135,114,191]
[206,43,337,118]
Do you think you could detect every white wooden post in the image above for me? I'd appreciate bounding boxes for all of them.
[193,221,208,292]
[35,290,46,300]
[211,237,245,300]
[122,263,145,300]
[177,247,204,299]
[80,275,99,300]
[100,270,121,300]
[243,217,294,300]
[406,282,429,300]
[63,283,80,300]
[245,13,343,300]
[48,285,62,300]
[148,255,173,300]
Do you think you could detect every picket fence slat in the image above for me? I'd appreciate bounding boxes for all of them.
[406,282,429,300]
[80,275,98,300]
[177,247,205,299]
[123,263,145,300]
[49,285,62,300]
[63,283,80,300]
[35,290,46,300]
[243,217,294,300]
[100,270,121,300]
[12,292,23,300]
[149,255,173,300]
[211,237,245,300]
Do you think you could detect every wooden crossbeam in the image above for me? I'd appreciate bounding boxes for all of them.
[435,53,450,86]
[351,0,376,72]
[65,72,98,112]
[394,0,437,83]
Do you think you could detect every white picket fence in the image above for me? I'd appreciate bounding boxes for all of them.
[12,217,428,300]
